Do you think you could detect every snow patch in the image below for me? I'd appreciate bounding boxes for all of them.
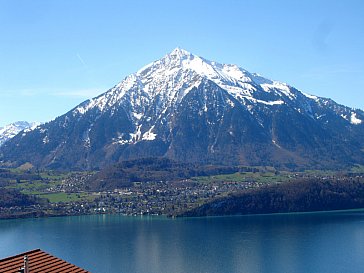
[82,128,91,148]
[302,92,319,101]
[133,113,143,120]
[341,114,348,121]
[261,82,295,100]
[130,125,142,142]
[142,126,157,141]
[114,139,130,145]
[272,139,282,149]
[226,99,235,108]
[43,135,49,144]
[351,112,362,125]
[246,97,284,106]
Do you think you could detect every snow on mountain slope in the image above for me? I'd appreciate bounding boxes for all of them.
[0,121,39,146]
[74,48,361,126]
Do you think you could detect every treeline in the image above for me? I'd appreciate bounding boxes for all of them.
[0,188,45,208]
[0,168,43,187]
[87,157,259,191]
[179,177,364,217]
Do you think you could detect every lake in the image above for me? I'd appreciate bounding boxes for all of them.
[1,211,364,273]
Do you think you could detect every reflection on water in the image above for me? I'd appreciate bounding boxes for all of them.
[1,211,364,272]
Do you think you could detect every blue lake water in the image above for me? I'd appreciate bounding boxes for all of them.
[1,211,364,273]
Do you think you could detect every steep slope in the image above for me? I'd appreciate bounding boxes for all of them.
[0,121,39,146]
[1,48,363,170]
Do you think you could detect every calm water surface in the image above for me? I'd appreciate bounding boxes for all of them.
[1,211,364,273]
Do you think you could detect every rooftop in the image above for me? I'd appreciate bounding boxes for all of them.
[0,249,89,273]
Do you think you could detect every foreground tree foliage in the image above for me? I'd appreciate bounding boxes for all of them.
[179,177,364,217]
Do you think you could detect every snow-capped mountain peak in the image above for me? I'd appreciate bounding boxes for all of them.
[72,48,363,136]
[0,121,40,146]
[76,49,297,116]
[134,48,301,106]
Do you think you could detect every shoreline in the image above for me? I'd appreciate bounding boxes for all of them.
[2,206,364,221]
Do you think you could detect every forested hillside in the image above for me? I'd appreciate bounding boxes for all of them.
[179,177,364,217]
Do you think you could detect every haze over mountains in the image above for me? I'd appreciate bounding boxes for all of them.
[1,48,363,170]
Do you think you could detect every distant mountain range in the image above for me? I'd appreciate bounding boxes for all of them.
[1,48,363,170]
[0,121,39,147]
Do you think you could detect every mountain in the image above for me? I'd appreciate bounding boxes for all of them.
[1,48,363,170]
[0,121,39,146]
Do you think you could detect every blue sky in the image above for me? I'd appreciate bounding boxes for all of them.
[1,0,364,127]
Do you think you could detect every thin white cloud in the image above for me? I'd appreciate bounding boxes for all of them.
[0,87,103,99]
[0,89,42,97]
[54,88,103,99]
